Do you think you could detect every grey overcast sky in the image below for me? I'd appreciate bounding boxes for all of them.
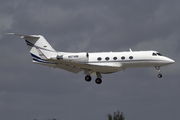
[0,0,180,120]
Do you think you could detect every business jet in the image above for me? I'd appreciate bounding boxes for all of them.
[8,33,175,84]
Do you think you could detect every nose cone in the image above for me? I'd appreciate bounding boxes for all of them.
[170,59,175,64]
[153,56,175,67]
[165,58,175,65]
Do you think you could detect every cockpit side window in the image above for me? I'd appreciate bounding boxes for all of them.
[152,53,157,56]
[157,53,162,56]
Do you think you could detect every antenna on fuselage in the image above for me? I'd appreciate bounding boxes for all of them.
[129,48,132,52]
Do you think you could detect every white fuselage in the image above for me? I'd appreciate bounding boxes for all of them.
[55,50,174,74]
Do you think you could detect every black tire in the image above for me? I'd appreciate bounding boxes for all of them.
[85,75,92,82]
[158,74,162,78]
[95,78,102,84]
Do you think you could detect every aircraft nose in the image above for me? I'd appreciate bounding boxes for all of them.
[166,58,175,64]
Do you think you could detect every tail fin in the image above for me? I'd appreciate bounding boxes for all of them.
[8,33,57,66]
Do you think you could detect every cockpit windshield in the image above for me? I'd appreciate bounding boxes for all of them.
[157,53,162,56]
[152,53,157,56]
[152,52,163,56]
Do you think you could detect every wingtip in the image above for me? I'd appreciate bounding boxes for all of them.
[7,33,15,35]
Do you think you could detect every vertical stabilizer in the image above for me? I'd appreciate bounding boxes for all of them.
[24,35,56,59]
[8,33,57,67]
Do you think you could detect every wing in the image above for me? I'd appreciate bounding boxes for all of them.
[48,59,83,74]
[48,59,123,74]
[56,64,82,73]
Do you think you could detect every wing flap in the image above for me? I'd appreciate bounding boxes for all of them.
[49,59,123,74]
[56,63,82,74]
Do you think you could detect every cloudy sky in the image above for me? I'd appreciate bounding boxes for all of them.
[0,0,180,120]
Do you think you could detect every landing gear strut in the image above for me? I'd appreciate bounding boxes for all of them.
[155,67,162,78]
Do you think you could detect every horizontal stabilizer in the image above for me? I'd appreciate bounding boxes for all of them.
[7,33,39,38]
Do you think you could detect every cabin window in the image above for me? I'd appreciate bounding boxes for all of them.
[121,56,125,60]
[129,56,133,59]
[97,57,102,61]
[113,57,117,60]
[105,57,110,61]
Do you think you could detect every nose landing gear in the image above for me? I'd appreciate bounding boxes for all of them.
[155,67,162,78]
[158,74,162,78]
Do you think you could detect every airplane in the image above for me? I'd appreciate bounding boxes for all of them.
[8,33,175,84]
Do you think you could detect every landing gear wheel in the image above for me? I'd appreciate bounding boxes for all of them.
[95,78,102,84]
[158,74,162,78]
[155,67,162,78]
[85,75,92,82]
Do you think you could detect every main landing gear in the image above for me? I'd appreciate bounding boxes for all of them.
[85,75,91,82]
[95,78,102,84]
[155,66,162,78]
[85,72,102,84]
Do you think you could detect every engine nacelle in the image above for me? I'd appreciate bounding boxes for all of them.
[57,52,89,62]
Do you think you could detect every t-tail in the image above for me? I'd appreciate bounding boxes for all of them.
[8,33,57,67]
